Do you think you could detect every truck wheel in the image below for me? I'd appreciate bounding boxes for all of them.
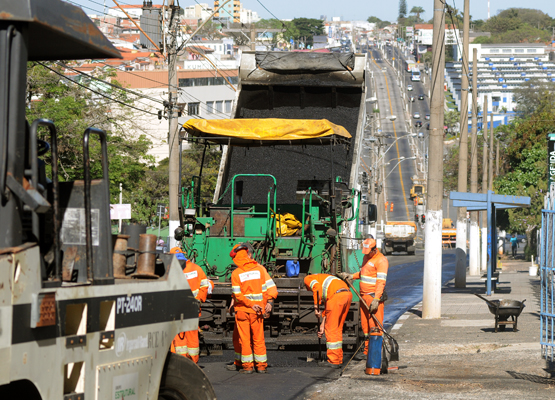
[382,245,388,255]
[159,353,216,400]
[407,246,415,255]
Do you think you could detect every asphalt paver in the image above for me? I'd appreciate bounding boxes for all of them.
[301,260,555,399]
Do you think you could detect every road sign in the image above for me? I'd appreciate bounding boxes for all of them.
[110,204,131,220]
[157,204,166,217]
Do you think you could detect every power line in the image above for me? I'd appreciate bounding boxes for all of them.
[37,61,160,117]
[59,61,166,105]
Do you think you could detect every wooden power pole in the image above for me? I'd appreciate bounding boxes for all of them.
[481,98,488,272]
[455,0,470,288]
[168,1,180,248]
[423,0,445,319]
[469,47,479,276]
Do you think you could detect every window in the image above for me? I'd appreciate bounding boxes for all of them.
[215,101,223,113]
[178,76,239,87]
[187,102,200,116]
[502,49,512,53]
[489,49,500,53]
[207,101,214,113]
[515,49,524,53]
[225,100,232,113]
[527,49,537,53]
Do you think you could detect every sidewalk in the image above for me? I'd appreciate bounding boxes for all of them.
[303,261,555,399]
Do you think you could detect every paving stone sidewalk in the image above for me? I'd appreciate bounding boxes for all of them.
[302,261,555,399]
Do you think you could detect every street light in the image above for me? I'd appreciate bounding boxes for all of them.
[383,156,417,181]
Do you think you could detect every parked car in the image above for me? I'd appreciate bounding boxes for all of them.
[415,120,423,128]
[407,84,413,91]
[418,94,425,100]
[425,114,430,120]
[413,112,421,119]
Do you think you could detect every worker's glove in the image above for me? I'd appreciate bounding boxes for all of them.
[370,298,380,313]
[338,272,353,281]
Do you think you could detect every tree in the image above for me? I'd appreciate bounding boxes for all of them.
[256,19,299,48]
[367,16,391,29]
[513,78,555,115]
[195,21,223,40]
[444,110,459,133]
[410,6,425,23]
[26,62,157,223]
[292,18,324,46]
[399,0,407,20]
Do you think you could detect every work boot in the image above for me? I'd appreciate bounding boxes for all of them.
[257,369,267,374]
[318,361,341,369]
[353,352,366,361]
[225,363,240,371]
[240,368,254,374]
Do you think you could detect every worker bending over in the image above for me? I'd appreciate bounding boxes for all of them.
[340,237,389,375]
[170,247,210,363]
[304,273,353,368]
[230,243,278,373]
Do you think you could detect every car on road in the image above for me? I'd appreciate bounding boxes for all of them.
[413,112,421,119]
[425,123,430,130]
[415,120,423,128]
[425,114,430,120]
[407,84,413,91]
[409,96,415,102]
[418,94,425,100]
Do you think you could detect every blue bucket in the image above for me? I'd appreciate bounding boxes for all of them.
[286,260,300,277]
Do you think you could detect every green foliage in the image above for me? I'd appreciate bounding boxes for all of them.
[444,110,460,133]
[26,62,164,225]
[291,18,325,46]
[513,78,555,115]
[196,21,223,40]
[255,19,299,47]
[367,16,391,29]
[410,6,425,23]
[399,0,407,19]
[473,8,554,44]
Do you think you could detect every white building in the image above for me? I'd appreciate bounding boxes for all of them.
[113,69,238,162]
[183,3,213,20]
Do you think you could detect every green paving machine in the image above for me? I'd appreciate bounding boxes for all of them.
[176,52,370,348]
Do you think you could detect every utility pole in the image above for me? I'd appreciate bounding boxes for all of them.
[496,139,499,176]
[481,98,488,272]
[250,23,256,51]
[167,0,180,249]
[455,0,470,288]
[422,0,445,319]
[469,47,479,276]
[489,112,494,190]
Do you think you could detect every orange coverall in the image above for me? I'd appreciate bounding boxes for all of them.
[304,274,353,365]
[231,250,277,372]
[352,249,389,355]
[171,260,209,363]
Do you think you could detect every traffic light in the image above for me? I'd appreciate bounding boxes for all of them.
[415,214,419,223]
[421,215,426,224]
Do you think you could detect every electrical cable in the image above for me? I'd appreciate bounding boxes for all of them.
[37,61,160,117]
[58,61,166,105]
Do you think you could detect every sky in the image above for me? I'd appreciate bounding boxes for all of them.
[69,0,555,23]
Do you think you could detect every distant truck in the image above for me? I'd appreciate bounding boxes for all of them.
[382,221,417,255]
[410,177,426,206]
[442,218,456,248]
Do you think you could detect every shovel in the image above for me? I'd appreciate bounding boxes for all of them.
[338,275,400,362]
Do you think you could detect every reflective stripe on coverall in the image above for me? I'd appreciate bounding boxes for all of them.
[304,274,353,365]
[172,260,209,363]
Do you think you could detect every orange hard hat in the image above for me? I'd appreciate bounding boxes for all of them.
[362,238,376,254]
[170,247,183,254]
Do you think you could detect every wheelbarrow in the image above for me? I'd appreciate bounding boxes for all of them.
[474,294,526,332]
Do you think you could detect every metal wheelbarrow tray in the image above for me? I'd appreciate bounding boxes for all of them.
[474,294,526,332]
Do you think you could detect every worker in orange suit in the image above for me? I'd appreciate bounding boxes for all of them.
[304,273,353,368]
[230,243,277,374]
[169,247,209,363]
[340,237,389,375]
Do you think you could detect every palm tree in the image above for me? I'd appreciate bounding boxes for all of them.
[410,6,425,22]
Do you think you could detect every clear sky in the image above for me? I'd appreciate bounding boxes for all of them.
[69,0,555,23]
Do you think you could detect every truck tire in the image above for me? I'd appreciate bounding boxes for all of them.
[407,245,415,255]
[159,353,216,400]
[382,244,388,255]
